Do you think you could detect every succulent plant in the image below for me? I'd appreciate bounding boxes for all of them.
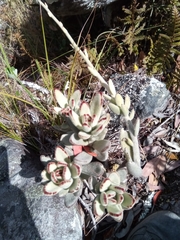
[40,146,82,197]
[120,126,142,178]
[103,80,142,177]
[54,89,110,146]
[60,133,111,164]
[93,172,135,222]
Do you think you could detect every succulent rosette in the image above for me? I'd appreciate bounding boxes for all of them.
[93,172,135,222]
[54,89,110,146]
[40,146,82,197]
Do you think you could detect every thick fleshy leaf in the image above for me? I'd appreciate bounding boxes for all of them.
[70,163,82,178]
[62,166,72,180]
[51,170,63,183]
[64,192,79,208]
[78,131,91,140]
[93,128,108,141]
[72,145,83,155]
[43,181,62,196]
[94,151,108,162]
[126,161,142,178]
[129,109,135,121]
[110,209,124,222]
[90,92,102,127]
[106,190,116,199]
[80,115,92,132]
[124,94,131,109]
[93,197,105,217]
[69,90,81,109]
[107,204,124,222]
[109,185,125,194]
[69,110,82,128]
[108,79,116,97]
[54,106,61,114]
[116,168,128,184]
[108,198,117,205]
[81,161,105,177]
[55,146,70,163]
[99,178,111,192]
[109,102,121,115]
[134,118,140,137]
[46,162,57,173]
[70,133,89,146]
[116,193,124,204]
[59,179,73,189]
[56,161,68,168]
[97,113,110,127]
[58,188,69,197]
[120,104,129,117]
[120,128,129,141]
[91,122,106,136]
[81,122,92,132]
[108,172,121,185]
[40,155,52,164]
[111,213,124,222]
[83,146,97,157]
[79,102,91,116]
[100,192,108,206]
[115,93,124,107]
[54,89,67,108]
[64,146,74,157]
[73,151,93,165]
[41,170,50,181]
[68,178,81,193]
[122,192,135,210]
[60,106,71,116]
[92,140,111,152]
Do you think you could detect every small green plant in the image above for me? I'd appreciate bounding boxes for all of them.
[41,146,82,197]
[146,6,180,89]
[121,0,146,55]
[54,89,110,146]
[93,172,135,222]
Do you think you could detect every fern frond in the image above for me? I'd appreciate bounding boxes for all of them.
[146,6,180,75]
[122,1,146,55]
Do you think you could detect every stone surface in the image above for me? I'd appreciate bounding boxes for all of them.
[111,73,171,120]
[48,0,120,16]
[47,0,118,8]
[0,138,82,240]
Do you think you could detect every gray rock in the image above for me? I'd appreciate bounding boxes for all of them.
[0,138,82,240]
[135,77,171,119]
[46,0,118,7]
[111,73,171,119]
[47,0,120,16]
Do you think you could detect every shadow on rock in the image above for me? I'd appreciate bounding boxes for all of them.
[0,145,41,240]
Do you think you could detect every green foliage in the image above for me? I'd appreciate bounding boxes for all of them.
[146,6,180,88]
[122,0,146,55]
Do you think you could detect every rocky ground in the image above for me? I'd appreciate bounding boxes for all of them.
[82,73,180,239]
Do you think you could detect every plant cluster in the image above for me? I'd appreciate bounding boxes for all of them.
[40,79,138,221]
[37,2,142,224]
